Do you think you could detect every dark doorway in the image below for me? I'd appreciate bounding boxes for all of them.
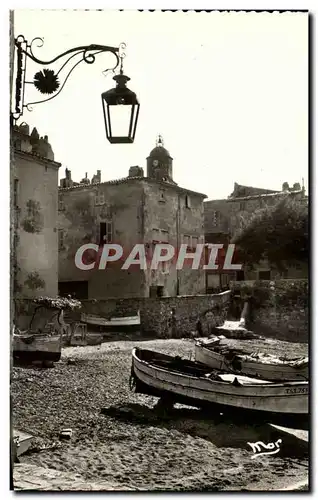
[149,286,164,298]
[58,281,88,299]
[100,223,107,244]
[236,270,245,281]
[258,270,271,280]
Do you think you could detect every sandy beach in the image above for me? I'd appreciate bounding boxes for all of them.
[11,337,309,491]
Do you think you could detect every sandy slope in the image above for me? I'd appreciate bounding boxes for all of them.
[11,338,308,491]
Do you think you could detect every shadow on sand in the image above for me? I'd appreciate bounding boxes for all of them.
[101,403,308,459]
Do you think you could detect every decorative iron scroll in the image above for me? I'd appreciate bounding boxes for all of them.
[12,35,126,121]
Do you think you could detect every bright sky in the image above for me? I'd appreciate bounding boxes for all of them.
[13,9,308,200]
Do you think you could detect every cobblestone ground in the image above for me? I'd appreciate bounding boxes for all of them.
[11,338,308,492]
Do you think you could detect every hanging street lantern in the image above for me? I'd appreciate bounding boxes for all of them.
[101,60,140,144]
[11,37,140,144]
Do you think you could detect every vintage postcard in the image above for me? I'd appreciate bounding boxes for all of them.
[9,8,309,492]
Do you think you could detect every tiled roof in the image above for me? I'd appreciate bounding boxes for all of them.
[14,149,61,167]
[59,176,207,198]
[226,190,304,202]
[59,176,144,191]
[238,184,277,192]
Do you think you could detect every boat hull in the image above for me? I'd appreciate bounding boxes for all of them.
[195,341,308,382]
[131,348,308,422]
[81,313,140,328]
[13,334,62,362]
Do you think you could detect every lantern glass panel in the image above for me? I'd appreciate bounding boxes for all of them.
[108,104,131,138]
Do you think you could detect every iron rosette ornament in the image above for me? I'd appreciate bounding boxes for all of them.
[33,69,60,94]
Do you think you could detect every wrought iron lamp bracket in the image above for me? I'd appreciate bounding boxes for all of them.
[12,35,126,122]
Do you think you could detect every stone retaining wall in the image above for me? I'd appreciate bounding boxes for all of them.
[14,291,231,339]
[230,279,308,343]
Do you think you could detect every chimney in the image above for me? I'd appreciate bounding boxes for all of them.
[97,170,101,183]
[128,166,144,177]
[19,122,30,135]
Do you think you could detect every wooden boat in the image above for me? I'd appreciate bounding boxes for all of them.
[81,311,140,328]
[13,296,81,364]
[130,348,308,420]
[13,330,62,363]
[195,337,308,382]
[12,429,33,458]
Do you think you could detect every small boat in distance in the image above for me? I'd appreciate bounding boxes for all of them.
[81,311,140,328]
[195,337,308,382]
[130,348,308,424]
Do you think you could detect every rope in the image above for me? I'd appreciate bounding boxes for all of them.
[129,367,136,391]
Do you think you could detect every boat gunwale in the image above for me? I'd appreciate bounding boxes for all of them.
[195,342,309,370]
[133,362,308,406]
[131,348,309,389]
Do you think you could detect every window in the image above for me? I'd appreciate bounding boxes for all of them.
[183,235,199,250]
[159,190,166,203]
[239,202,245,211]
[58,281,88,300]
[160,229,169,242]
[58,199,65,211]
[98,221,112,244]
[289,262,301,270]
[58,229,65,250]
[95,192,105,205]
[152,228,169,242]
[185,195,191,208]
[236,270,245,281]
[212,211,220,226]
[13,179,19,207]
[26,199,40,217]
[152,228,160,241]
[149,286,164,298]
[14,139,21,151]
[183,234,191,249]
[191,236,199,249]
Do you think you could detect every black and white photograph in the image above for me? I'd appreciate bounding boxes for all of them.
[8,6,309,492]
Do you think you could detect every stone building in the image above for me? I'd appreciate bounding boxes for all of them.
[204,181,307,290]
[12,123,61,297]
[58,138,207,299]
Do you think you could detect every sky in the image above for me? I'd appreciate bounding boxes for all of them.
[13,9,308,200]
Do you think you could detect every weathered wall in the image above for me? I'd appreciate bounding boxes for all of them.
[58,177,206,299]
[204,188,307,282]
[14,148,60,298]
[14,291,231,338]
[230,279,308,343]
[143,181,205,297]
[58,179,147,298]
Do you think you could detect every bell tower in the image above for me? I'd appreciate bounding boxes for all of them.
[146,135,174,183]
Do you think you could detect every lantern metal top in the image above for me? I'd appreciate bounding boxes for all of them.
[101,71,139,106]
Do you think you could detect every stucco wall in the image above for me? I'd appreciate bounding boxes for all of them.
[58,178,206,299]
[58,180,146,298]
[15,151,60,297]
[143,182,205,297]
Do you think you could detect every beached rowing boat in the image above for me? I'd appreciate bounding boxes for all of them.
[12,296,81,363]
[130,348,308,418]
[13,331,62,362]
[81,311,140,328]
[195,337,308,382]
